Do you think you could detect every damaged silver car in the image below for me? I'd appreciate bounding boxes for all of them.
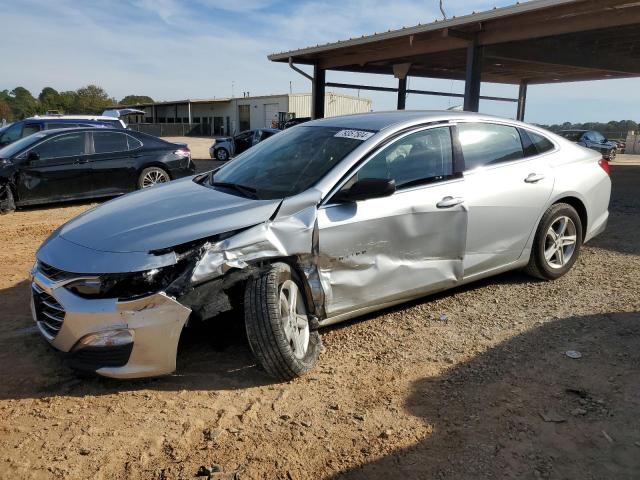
[31,111,611,380]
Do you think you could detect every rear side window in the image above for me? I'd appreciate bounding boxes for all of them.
[32,132,86,159]
[127,136,143,149]
[22,124,41,137]
[46,123,79,130]
[93,131,129,153]
[458,123,524,170]
[527,131,554,155]
[103,119,123,128]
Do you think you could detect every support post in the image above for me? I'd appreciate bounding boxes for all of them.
[311,64,325,119]
[463,40,483,112]
[516,80,528,121]
[188,101,192,124]
[397,77,407,110]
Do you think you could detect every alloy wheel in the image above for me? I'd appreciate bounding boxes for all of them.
[279,280,310,360]
[544,216,577,269]
[141,168,169,188]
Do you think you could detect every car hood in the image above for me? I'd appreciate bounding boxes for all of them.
[57,177,282,253]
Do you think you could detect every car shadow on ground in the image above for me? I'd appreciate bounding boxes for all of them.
[331,311,640,479]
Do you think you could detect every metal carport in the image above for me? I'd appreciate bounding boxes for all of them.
[269,0,640,120]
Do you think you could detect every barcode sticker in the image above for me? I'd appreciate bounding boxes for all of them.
[334,129,375,141]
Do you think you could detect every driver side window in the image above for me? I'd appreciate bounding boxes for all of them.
[349,126,453,189]
[31,132,86,160]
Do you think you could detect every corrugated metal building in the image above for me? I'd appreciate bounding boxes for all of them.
[123,92,371,136]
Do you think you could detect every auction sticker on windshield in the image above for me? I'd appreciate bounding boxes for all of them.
[334,129,375,141]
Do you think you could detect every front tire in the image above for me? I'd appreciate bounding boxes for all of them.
[525,203,583,280]
[244,263,321,381]
[215,148,229,161]
[0,184,16,214]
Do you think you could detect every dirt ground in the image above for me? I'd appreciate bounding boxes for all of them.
[0,163,639,480]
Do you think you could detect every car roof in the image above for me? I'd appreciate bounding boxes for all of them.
[303,110,527,132]
[25,115,122,122]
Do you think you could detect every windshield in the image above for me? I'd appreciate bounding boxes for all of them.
[211,126,374,199]
[0,131,47,158]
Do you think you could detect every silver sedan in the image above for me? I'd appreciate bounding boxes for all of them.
[32,111,611,380]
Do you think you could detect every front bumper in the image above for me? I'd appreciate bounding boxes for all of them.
[31,269,191,379]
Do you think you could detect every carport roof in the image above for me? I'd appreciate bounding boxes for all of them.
[269,0,640,85]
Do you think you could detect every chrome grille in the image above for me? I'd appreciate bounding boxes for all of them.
[32,283,65,338]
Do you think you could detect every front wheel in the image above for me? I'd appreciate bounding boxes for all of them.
[215,148,229,161]
[524,203,583,280]
[244,263,321,381]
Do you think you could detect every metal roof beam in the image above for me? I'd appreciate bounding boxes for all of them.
[325,82,517,102]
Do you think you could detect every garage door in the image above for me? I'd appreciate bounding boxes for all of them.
[264,103,279,128]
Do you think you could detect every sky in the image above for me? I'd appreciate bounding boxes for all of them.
[1,0,638,125]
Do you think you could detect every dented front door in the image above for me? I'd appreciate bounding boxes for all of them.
[316,125,468,317]
[317,181,467,316]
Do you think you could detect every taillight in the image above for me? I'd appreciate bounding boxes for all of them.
[174,148,190,158]
[598,158,610,176]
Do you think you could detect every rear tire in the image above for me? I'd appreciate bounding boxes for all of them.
[137,167,170,189]
[244,263,321,381]
[524,203,583,280]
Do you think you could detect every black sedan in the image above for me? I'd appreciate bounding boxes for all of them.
[0,128,195,212]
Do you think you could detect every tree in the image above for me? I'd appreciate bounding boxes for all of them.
[8,87,39,119]
[0,99,12,122]
[74,84,116,114]
[58,91,78,113]
[38,87,61,113]
[120,95,154,105]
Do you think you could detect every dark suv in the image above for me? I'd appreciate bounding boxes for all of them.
[558,130,618,160]
[0,116,126,148]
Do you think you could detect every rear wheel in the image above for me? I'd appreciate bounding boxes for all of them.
[138,167,170,189]
[244,263,321,381]
[525,203,583,280]
[215,148,229,161]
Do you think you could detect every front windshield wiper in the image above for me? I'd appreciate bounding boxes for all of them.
[211,181,258,199]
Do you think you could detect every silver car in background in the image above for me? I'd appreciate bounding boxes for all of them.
[31,111,611,380]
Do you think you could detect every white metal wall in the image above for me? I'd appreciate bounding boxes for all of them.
[288,92,372,118]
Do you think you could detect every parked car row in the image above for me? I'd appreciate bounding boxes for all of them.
[0,127,194,212]
[29,111,610,381]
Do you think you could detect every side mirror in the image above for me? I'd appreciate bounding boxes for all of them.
[334,178,396,203]
[27,151,40,162]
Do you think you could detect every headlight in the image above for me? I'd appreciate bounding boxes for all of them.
[65,265,184,300]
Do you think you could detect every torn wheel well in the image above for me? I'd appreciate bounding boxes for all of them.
[0,182,16,214]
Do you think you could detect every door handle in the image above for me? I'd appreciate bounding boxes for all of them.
[524,173,545,183]
[75,158,89,164]
[436,196,465,208]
